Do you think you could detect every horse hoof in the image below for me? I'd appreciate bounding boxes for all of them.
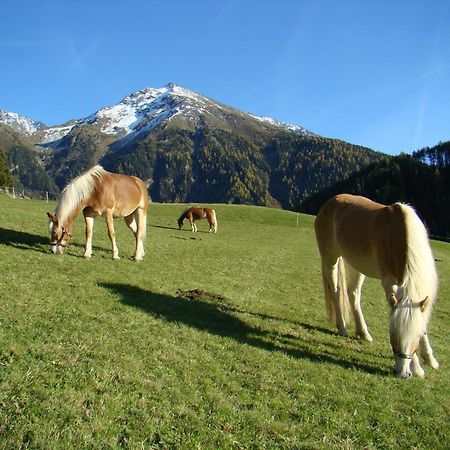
[357,333,373,342]
[430,359,439,369]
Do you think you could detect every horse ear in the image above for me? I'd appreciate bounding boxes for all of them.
[388,293,398,308]
[420,296,429,312]
[47,212,58,224]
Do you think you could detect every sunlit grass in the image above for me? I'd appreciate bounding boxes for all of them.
[0,194,449,449]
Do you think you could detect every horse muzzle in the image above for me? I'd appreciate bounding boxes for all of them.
[49,242,67,254]
[393,352,414,379]
[393,367,412,379]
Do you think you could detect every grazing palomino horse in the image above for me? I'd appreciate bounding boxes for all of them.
[178,207,218,233]
[47,165,149,260]
[314,194,439,379]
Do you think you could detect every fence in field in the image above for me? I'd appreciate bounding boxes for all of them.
[0,185,61,202]
[1,185,449,242]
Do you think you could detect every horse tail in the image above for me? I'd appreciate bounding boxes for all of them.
[211,209,218,233]
[139,181,149,242]
[338,257,350,323]
[322,257,350,324]
[140,206,147,242]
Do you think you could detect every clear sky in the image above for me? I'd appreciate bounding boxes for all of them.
[1,1,449,155]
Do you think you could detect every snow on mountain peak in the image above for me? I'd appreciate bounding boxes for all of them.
[1,83,312,144]
[0,109,44,135]
[81,83,194,135]
[249,114,312,136]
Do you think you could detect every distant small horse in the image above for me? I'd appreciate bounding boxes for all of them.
[47,165,149,260]
[314,194,439,379]
[178,207,217,233]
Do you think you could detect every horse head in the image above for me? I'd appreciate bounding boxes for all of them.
[177,218,184,230]
[388,293,430,379]
[47,212,72,254]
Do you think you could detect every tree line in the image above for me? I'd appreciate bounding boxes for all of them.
[298,141,450,239]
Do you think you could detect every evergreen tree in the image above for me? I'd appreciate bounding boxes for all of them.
[0,146,13,187]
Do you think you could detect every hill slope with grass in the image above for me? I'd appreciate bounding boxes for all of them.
[0,195,449,448]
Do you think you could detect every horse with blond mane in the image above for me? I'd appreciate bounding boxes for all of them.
[47,165,149,260]
[177,207,217,233]
[314,194,439,379]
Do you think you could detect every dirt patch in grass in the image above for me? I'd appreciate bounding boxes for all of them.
[176,288,226,303]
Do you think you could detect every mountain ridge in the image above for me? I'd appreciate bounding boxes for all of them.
[0,83,386,208]
[2,83,313,145]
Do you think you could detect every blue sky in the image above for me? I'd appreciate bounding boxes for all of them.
[1,1,449,155]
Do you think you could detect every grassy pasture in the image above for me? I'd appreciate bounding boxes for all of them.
[0,194,449,449]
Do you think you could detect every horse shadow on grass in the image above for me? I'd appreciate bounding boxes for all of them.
[101,283,389,377]
[150,224,179,231]
[0,227,101,257]
[0,227,49,253]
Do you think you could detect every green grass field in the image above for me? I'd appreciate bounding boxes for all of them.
[0,194,449,449]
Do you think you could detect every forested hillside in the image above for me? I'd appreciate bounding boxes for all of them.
[298,141,450,238]
[102,127,384,209]
[0,124,57,193]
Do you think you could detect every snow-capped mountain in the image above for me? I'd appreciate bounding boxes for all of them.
[1,83,312,145]
[78,82,312,139]
[0,109,45,135]
[0,82,383,209]
[40,124,76,144]
[81,83,197,136]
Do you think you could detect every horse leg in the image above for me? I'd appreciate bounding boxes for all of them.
[322,258,348,337]
[410,353,425,378]
[124,214,140,260]
[132,208,146,261]
[346,266,372,341]
[105,210,119,260]
[419,333,439,369]
[124,214,137,234]
[191,219,197,232]
[207,214,213,233]
[83,215,94,259]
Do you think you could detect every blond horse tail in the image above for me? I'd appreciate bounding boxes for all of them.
[140,208,147,242]
[338,257,351,324]
[322,257,350,324]
[212,209,218,233]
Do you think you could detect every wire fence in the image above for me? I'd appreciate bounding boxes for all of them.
[0,185,61,202]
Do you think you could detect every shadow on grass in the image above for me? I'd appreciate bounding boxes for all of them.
[101,282,389,377]
[0,227,49,253]
[225,306,337,337]
[150,224,210,234]
[150,224,179,231]
[0,227,102,256]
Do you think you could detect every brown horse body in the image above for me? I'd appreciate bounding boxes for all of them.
[314,194,439,378]
[178,207,217,233]
[47,165,149,260]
